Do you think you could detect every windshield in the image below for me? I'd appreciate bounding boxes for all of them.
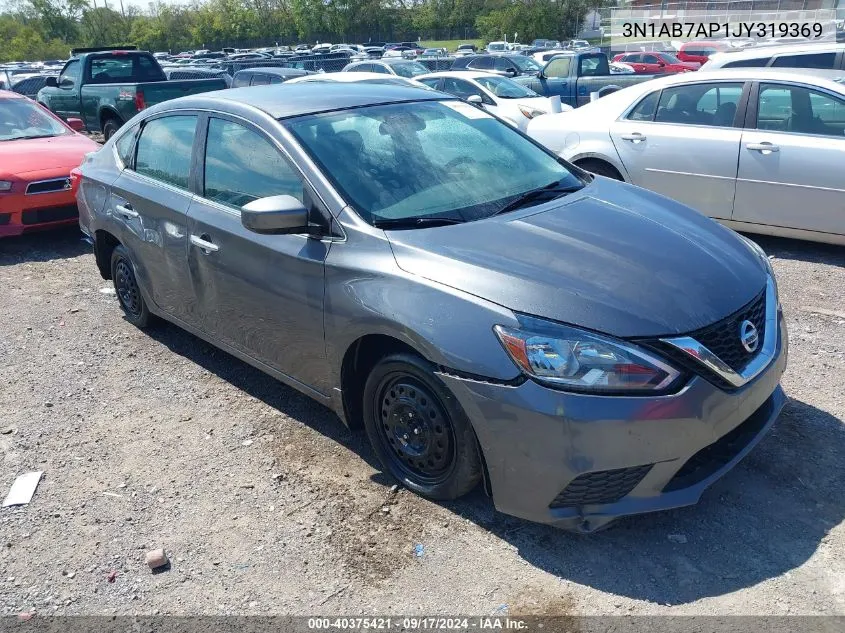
[285,100,582,226]
[488,43,506,51]
[511,56,541,71]
[474,75,537,98]
[660,53,682,64]
[0,98,68,141]
[391,62,428,77]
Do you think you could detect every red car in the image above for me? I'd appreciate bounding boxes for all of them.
[612,52,700,73]
[0,91,100,237]
[676,40,732,65]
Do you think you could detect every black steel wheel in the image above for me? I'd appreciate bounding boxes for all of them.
[363,353,481,500]
[110,244,153,328]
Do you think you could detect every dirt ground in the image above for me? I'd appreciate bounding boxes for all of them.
[0,228,843,617]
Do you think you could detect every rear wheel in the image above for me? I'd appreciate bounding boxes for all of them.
[110,245,153,328]
[576,158,623,180]
[363,353,481,500]
[102,117,122,141]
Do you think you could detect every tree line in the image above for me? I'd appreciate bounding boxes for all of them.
[0,0,599,62]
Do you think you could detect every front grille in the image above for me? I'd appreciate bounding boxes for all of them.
[549,464,653,509]
[0,213,10,226]
[693,289,766,373]
[662,396,773,492]
[26,178,71,195]
[641,287,768,390]
[21,205,78,225]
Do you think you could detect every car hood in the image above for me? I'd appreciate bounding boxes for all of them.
[0,134,99,175]
[511,96,555,111]
[386,179,766,338]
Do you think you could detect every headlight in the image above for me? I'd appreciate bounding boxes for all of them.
[0,180,12,192]
[494,317,682,393]
[519,105,547,119]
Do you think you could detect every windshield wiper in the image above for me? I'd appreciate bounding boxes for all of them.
[10,134,58,141]
[372,216,465,230]
[492,181,582,216]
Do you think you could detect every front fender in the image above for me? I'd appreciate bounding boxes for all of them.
[323,218,522,387]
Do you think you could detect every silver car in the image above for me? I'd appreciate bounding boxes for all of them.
[75,84,786,532]
[527,68,845,245]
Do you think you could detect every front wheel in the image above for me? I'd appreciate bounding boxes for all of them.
[363,353,482,500]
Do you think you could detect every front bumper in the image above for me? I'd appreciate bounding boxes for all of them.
[440,314,788,532]
[0,189,79,238]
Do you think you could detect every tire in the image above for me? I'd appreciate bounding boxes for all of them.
[577,159,623,180]
[102,117,122,141]
[110,245,153,328]
[363,353,482,500]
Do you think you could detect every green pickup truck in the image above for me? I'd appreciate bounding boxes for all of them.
[37,47,227,140]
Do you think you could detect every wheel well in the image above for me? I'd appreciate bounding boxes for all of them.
[339,334,493,497]
[94,230,121,279]
[99,109,122,129]
[574,157,624,180]
[340,335,418,430]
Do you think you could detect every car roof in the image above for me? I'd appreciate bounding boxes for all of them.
[629,67,845,93]
[290,71,412,82]
[418,70,497,80]
[233,66,309,76]
[155,83,445,119]
[706,41,845,64]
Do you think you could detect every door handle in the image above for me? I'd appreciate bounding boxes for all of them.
[621,132,646,143]
[115,203,138,218]
[746,142,779,153]
[190,234,219,253]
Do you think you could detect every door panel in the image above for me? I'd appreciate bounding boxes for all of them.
[734,83,845,236]
[609,81,745,220]
[187,116,329,391]
[107,172,195,320]
[106,114,199,319]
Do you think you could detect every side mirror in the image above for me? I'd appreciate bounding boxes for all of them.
[66,117,85,132]
[241,195,309,235]
[506,68,517,77]
[45,76,58,88]
[466,94,483,107]
[658,62,666,67]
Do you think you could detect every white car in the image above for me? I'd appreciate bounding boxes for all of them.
[284,71,431,89]
[486,41,510,53]
[417,71,571,131]
[526,68,845,245]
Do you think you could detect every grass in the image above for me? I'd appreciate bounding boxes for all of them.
[419,39,485,52]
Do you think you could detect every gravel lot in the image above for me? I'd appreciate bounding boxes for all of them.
[0,227,843,617]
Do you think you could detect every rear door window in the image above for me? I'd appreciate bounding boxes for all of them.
[135,115,197,189]
[757,83,845,136]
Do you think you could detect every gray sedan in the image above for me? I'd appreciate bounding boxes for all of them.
[527,68,845,245]
[76,84,787,531]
